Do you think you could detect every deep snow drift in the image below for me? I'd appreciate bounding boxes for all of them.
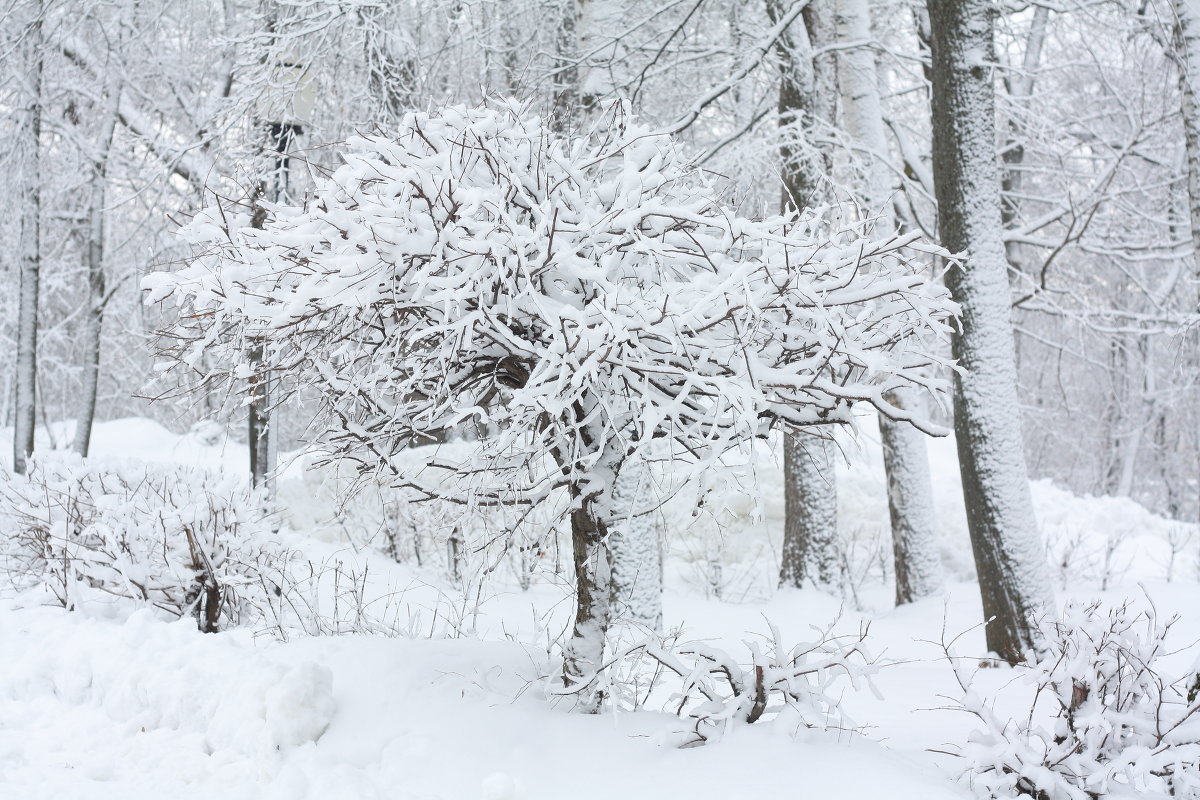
[1,417,1196,799]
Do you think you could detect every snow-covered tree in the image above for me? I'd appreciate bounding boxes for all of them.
[927,0,1055,662]
[11,0,44,474]
[834,0,943,605]
[145,100,956,709]
[769,0,844,593]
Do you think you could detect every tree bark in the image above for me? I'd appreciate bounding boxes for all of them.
[835,0,943,604]
[1174,0,1200,526]
[14,2,43,475]
[569,0,664,631]
[780,434,839,589]
[927,0,1054,663]
[563,486,613,713]
[1177,0,1200,304]
[74,78,121,457]
[769,0,841,592]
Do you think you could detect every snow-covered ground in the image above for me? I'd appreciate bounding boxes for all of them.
[1,417,1197,799]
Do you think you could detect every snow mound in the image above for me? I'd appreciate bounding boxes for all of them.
[1,606,334,755]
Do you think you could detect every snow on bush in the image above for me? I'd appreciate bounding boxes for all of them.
[146,97,957,702]
[575,617,878,747]
[0,452,273,631]
[946,599,1200,799]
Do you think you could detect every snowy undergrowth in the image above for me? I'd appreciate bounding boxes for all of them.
[3,418,1199,799]
[0,452,280,630]
[1,605,334,755]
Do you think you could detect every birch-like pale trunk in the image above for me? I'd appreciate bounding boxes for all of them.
[14,3,44,475]
[74,80,122,457]
[835,0,943,604]
[927,0,1054,663]
[769,0,841,592]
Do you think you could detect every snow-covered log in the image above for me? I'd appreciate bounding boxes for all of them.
[146,99,958,709]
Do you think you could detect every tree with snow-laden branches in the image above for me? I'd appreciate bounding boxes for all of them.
[145,99,958,712]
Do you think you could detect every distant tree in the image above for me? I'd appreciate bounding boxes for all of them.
[926,0,1055,662]
[834,0,944,604]
[146,101,957,709]
[11,0,44,474]
[768,0,843,593]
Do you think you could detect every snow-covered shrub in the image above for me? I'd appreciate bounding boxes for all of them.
[573,618,878,747]
[947,600,1200,799]
[146,97,957,701]
[0,453,272,631]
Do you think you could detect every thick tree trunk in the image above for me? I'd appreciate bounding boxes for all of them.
[1178,0,1200,298]
[779,434,839,589]
[14,4,43,475]
[74,82,121,457]
[927,0,1054,663]
[1174,0,1200,526]
[835,0,943,604]
[769,0,842,592]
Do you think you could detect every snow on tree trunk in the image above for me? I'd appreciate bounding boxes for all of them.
[835,0,943,604]
[607,452,662,630]
[572,0,664,632]
[769,0,842,593]
[1174,0,1200,528]
[927,0,1054,662]
[880,393,943,604]
[780,434,839,589]
[563,480,613,712]
[74,77,121,458]
[13,3,43,475]
[1178,0,1200,301]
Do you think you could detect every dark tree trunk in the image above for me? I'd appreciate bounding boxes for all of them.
[927,0,1054,663]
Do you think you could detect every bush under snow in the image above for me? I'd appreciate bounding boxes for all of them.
[0,453,275,631]
[948,599,1200,799]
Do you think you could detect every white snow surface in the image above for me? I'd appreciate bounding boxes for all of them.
[2,416,1198,799]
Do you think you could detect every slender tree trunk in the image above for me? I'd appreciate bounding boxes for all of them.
[927,0,1054,663]
[74,81,121,457]
[14,3,43,475]
[360,2,417,125]
[880,396,943,603]
[769,0,841,591]
[835,0,943,604]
